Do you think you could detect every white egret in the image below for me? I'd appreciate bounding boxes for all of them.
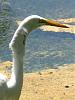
[0,15,68,100]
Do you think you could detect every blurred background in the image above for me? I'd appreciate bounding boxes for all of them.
[0,0,75,72]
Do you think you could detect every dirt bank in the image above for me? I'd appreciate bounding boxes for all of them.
[0,61,75,100]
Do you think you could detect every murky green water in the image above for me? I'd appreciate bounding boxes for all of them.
[0,0,75,72]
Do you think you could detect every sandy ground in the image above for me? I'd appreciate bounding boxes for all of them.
[0,61,75,100]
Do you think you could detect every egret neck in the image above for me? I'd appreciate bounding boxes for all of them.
[7,28,27,90]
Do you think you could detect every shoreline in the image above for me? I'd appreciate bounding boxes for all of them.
[0,61,75,100]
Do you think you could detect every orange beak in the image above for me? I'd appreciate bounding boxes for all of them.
[40,19,69,28]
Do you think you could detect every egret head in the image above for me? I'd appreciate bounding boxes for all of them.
[10,15,68,55]
[19,15,68,33]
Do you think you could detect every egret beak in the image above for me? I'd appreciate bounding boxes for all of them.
[40,19,69,28]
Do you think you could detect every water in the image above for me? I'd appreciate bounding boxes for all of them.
[0,0,75,72]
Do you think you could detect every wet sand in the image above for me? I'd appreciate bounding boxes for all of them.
[0,61,75,100]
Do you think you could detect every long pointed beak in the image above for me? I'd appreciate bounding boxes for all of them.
[41,19,69,28]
